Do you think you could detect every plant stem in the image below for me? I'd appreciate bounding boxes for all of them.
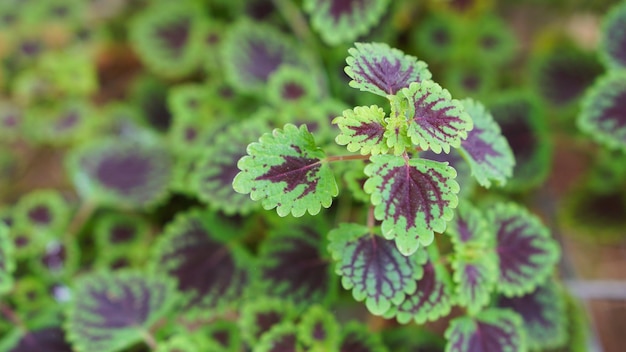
[367,205,375,231]
[0,302,26,332]
[326,154,371,163]
[65,200,97,239]
[272,0,316,48]
[141,329,158,350]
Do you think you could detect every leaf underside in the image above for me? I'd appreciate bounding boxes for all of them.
[328,223,418,315]
[364,155,459,256]
[233,124,338,217]
[345,42,431,96]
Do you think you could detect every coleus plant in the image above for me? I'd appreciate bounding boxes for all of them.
[0,1,587,351]
[233,42,561,351]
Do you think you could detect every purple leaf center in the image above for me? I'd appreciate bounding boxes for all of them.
[28,205,52,225]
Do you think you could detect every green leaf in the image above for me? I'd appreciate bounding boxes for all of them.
[195,119,268,215]
[497,281,567,350]
[447,202,497,314]
[364,154,460,256]
[222,20,306,94]
[328,223,419,315]
[233,124,338,217]
[240,297,297,345]
[333,105,389,155]
[578,71,626,152]
[255,220,336,306]
[385,246,453,324]
[452,253,497,315]
[344,42,431,96]
[490,202,560,297]
[458,98,515,188]
[304,1,390,46]
[67,138,172,209]
[267,65,321,106]
[391,81,473,154]
[254,322,302,352]
[0,224,15,295]
[445,309,526,352]
[297,305,341,351]
[13,189,71,236]
[599,1,626,70]
[129,2,204,78]
[66,270,178,352]
[151,210,250,317]
[204,320,242,352]
[340,322,389,352]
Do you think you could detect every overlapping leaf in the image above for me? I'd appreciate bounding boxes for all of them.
[599,1,626,69]
[490,202,559,297]
[364,154,459,256]
[328,223,418,315]
[68,139,172,208]
[267,66,320,106]
[390,81,472,154]
[222,20,305,94]
[578,71,626,151]
[447,202,497,314]
[469,15,517,66]
[256,222,335,306]
[205,320,242,352]
[452,255,497,315]
[333,105,389,155]
[339,322,389,352]
[233,124,338,217]
[531,45,604,108]
[488,92,550,191]
[5,327,73,352]
[297,305,341,351]
[497,281,567,350]
[385,248,453,324]
[304,1,390,45]
[445,309,525,352]
[458,99,514,187]
[345,42,431,96]
[13,189,70,235]
[195,119,268,215]
[255,322,301,352]
[66,271,177,352]
[0,224,15,294]
[151,210,250,315]
[129,2,204,78]
[240,297,297,345]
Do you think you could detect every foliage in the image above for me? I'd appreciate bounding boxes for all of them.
[0,1,600,352]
